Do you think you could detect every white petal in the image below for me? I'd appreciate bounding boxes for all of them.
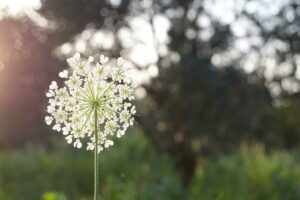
[117,57,124,66]
[49,81,58,90]
[88,56,94,62]
[46,93,52,97]
[59,70,68,78]
[45,116,53,125]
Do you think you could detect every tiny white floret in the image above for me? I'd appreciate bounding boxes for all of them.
[59,70,69,78]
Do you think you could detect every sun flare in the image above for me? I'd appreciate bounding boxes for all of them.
[0,0,41,18]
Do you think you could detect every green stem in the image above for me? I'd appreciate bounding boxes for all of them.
[94,107,99,200]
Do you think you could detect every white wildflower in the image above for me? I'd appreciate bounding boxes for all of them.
[53,124,61,131]
[45,116,53,125]
[45,53,136,152]
[49,81,58,90]
[100,55,109,64]
[74,139,82,148]
[88,56,94,63]
[87,142,94,151]
[66,135,73,144]
[104,140,114,148]
[59,70,68,78]
[117,57,124,66]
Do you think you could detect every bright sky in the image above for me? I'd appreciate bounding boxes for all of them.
[0,0,50,33]
[0,0,41,18]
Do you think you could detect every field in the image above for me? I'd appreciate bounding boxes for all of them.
[1,128,300,200]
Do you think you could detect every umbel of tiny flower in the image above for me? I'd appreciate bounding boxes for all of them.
[45,53,136,152]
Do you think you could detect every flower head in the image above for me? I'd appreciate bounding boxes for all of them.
[45,53,136,152]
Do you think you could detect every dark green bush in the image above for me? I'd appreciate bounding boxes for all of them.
[189,145,300,200]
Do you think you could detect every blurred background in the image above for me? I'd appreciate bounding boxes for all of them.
[1,0,300,199]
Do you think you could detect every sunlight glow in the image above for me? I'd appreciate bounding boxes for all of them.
[0,0,51,28]
[0,0,41,18]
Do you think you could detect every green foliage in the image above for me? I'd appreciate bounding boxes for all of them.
[1,128,300,200]
[266,99,300,149]
[190,145,300,200]
[43,192,67,200]
[0,128,185,200]
[0,189,13,200]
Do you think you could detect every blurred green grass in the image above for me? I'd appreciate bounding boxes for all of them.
[0,127,185,200]
[1,128,300,200]
[190,145,300,200]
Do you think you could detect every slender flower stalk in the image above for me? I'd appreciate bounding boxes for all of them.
[45,53,136,200]
[94,108,98,200]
